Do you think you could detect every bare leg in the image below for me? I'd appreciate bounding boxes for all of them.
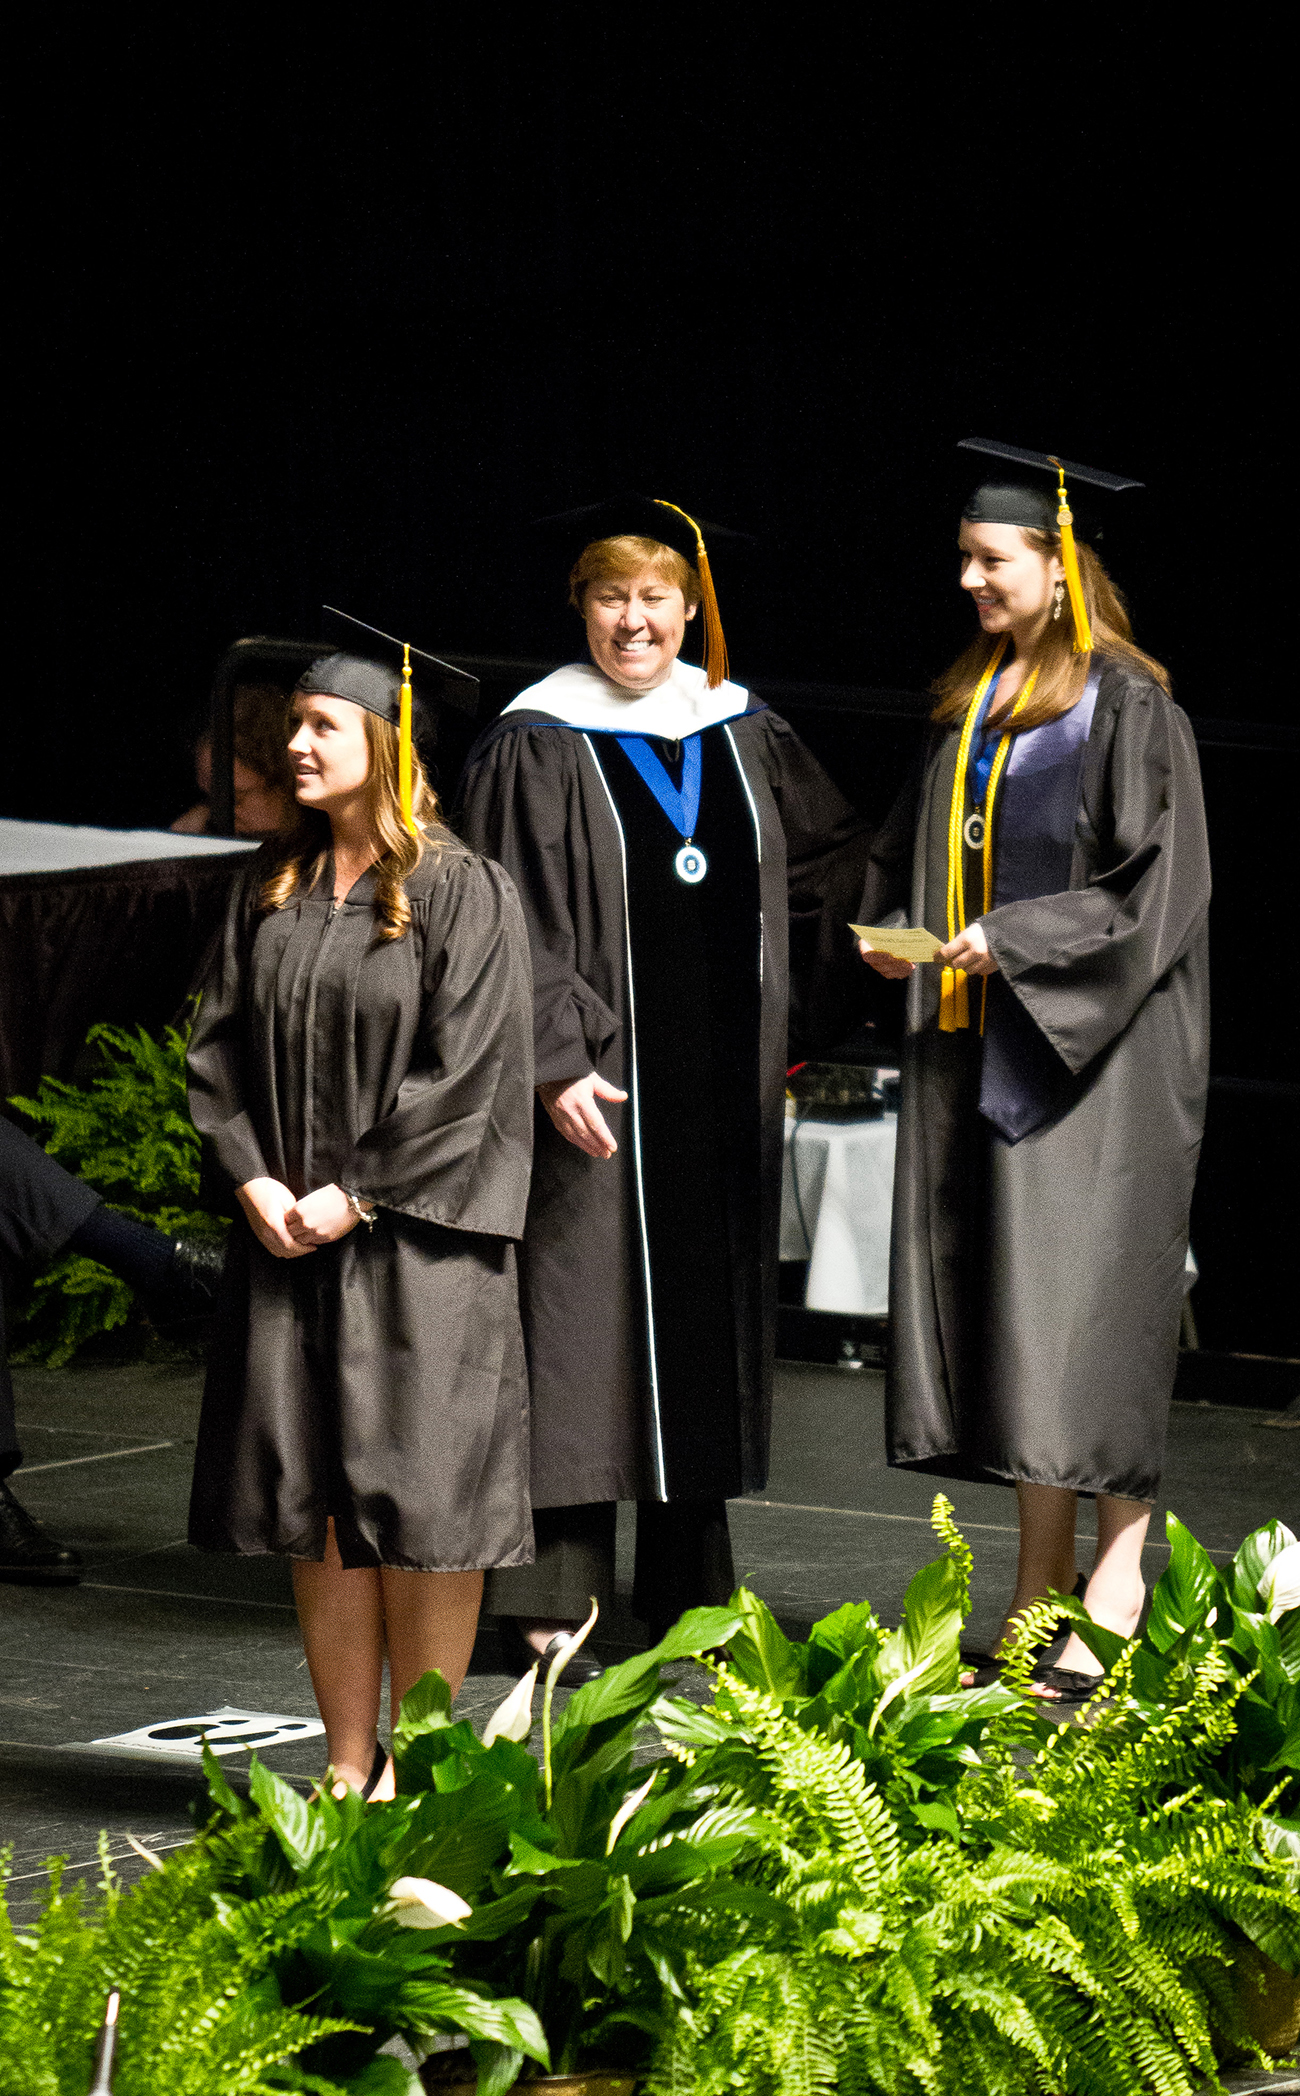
[1057,1495,1150,1675]
[519,1616,582,1657]
[381,1566,485,1717]
[995,1481,1079,1654]
[291,1519,384,1791]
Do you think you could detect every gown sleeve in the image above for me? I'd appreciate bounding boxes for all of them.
[186,862,272,1190]
[457,729,616,1087]
[343,854,535,1238]
[751,709,876,1050]
[980,680,1211,1074]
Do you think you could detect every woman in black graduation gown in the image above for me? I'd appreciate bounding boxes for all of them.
[858,443,1210,1697]
[188,637,534,1794]
[457,496,870,1667]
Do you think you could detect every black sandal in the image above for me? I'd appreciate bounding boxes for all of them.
[1033,1665,1108,1705]
[360,1742,390,1799]
[960,1574,1089,1688]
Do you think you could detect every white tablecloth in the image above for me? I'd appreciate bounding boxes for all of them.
[781,1113,897,1315]
[0,819,254,877]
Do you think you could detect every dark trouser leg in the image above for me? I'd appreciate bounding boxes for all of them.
[1,1276,19,1481]
[482,1502,618,1620]
[632,1498,735,1640]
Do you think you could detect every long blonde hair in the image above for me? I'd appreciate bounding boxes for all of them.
[258,706,444,940]
[932,533,1170,732]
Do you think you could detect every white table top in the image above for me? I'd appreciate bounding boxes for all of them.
[0,819,256,877]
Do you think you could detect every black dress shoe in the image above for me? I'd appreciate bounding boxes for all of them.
[0,1480,82,1585]
[506,1623,605,1687]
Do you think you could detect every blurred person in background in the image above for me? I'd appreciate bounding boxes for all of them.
[172,682,297,838]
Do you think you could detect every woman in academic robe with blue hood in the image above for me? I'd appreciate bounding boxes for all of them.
[857,444,1211,1700]
[457,496,872,1672]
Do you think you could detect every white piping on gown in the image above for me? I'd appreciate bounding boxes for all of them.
[723,723,765,985]
[581,733,669,1501]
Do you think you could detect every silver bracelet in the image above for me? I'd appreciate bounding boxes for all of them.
[342,1188,376,1229]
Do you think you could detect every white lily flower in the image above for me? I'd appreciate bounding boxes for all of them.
[606,1773,657,1854]
[482,1663,539,1747]
[1257,1540,1300,1623]
[388,1876,472,1928]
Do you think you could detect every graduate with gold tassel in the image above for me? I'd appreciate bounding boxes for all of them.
[857,440,1210,1705]
[456,492,873,1681]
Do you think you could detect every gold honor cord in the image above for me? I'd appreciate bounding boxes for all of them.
[940,641,1038,1033]
[653,499,729,690]
[398,644,416,835]
[1051,457,1093,655]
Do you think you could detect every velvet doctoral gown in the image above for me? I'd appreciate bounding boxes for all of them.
[187,840,536,1570]
[860,662,1210,1501]
[456,662,870,1509]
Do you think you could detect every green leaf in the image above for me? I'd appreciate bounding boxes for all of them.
[1233,1520,1293,1615]
[249,1758,326,1872]
[552,1606,743,1743]
[722,1589,807,1700]
[503,1830,583,1876]
[1148,1514,1221,1652]
[337,2059,423,2095]
[201,1740,248,1820]
[467,2042,525,2096]
[873,1549,966,1720]
[908,1797,960,1837]
[394,1669,454,1742]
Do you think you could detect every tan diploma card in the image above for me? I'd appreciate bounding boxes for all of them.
[850,924,944,963]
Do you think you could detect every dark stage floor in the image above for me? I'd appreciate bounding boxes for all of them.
[2,1358,1296,1921]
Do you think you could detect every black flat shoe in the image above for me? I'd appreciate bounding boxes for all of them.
[360,1742,390,1800]
[0,1480,82,1585]
[506,1624,605,1688]
[958,1651,1001,1688]
[1033,1665,1108,1705]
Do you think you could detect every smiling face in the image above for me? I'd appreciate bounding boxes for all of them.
[583,568,698,693]
[959,520,1064,641]
[287,691,372,815]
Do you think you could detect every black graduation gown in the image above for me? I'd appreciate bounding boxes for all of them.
[860,663,1210,1501]
[456,699,870,1508]
[186,840,537,1570]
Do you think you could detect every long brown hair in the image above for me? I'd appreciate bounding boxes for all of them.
[258,705,444,940]
[932,533,1170,732]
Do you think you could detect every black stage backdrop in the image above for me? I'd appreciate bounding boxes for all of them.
[6,21,1295,1365]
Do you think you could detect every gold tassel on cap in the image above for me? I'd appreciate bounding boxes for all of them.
[398,643,416,835]
[653,498,729,689]
[1050,458,1093,655]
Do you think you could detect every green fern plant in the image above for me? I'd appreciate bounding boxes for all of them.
[646,1519,1300,2095]
[0,1839,373,2096]
[7,1013,226,1365]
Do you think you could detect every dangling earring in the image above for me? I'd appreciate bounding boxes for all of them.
[1052,580,1065,622]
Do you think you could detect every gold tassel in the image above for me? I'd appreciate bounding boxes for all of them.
[1050,459,1093,655]
[398,643,416,836]
[654,498,729,689]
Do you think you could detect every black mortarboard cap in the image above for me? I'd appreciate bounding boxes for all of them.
[532,492,753,569]
[958,438,1143,531]
[532,492,751,688]
[297,609,480,720]
[957,440,1143,653]
[297,610,479,835]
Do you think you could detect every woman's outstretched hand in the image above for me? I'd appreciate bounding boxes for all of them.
[857,938,915,980]
[939,922,998,977]
[538,1073,628,1160]
[285,1184,367,1246]
[237,1177,317,1258]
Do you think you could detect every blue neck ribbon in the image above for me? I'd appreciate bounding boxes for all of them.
[614,733,702,840]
